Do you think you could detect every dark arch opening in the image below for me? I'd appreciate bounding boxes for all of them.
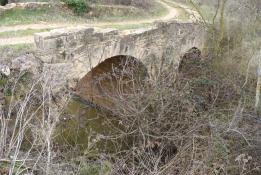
[75,55,148,109]
[0,0,8,6]
[178,47,202,74]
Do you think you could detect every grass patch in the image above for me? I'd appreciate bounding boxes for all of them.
[0,43,34,53]
[0,44,35,61]
[0,29,50,38]
[0,0,167,26]
[92,1,167,22]
[0,8,85,26]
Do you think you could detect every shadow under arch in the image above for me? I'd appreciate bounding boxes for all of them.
[75,55,148,110]
[178,47,202,74]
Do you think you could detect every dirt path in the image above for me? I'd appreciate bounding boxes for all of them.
[0,0,179,46]
[163,0,201,21]
[0,36,34,46]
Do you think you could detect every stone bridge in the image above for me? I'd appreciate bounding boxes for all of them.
[34,21,206,90]
[33,20,207,107]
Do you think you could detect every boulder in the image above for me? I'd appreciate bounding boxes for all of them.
[11,54,41,74]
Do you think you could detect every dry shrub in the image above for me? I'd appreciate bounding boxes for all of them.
[0,50,260,174]
[0,71,70,174]
[80,47,260,174]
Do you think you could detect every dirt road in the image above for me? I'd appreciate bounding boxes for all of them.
[0,0,181,46]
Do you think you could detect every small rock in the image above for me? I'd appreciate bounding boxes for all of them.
[0,64,10,76]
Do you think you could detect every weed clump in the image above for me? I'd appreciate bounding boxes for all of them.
[62,0,90,15]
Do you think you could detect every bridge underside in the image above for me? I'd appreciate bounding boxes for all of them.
[75,55,147,109]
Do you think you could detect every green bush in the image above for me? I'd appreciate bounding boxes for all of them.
[0,0,7,6]
[62,0,90,15]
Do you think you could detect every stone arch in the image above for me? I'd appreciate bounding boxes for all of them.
[75,55,147,109]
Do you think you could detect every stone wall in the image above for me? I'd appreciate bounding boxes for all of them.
[34,21,207,87]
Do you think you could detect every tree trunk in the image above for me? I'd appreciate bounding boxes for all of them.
[255,56,261,114]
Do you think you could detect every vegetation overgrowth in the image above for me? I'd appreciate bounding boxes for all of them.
[62,0,90,15]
